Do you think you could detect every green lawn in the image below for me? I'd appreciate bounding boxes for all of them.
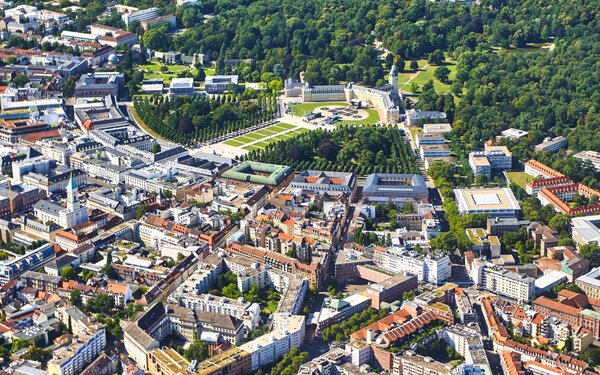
[225,125,301,147]
[506,171,535,189]
[224,139,244,146]
[288,101,347,116]
[243,133,264,140]
[397,59,457,95]
[254,129,277,137]
[243,145,263,151]
[274,123,295,130]
[344,108,380,125]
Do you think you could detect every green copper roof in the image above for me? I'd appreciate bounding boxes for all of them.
[222,161,293,186]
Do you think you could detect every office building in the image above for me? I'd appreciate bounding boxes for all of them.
[364,274,418,308]
[574,150,600,171]
[362,174,429,204]
[168,78,194,96]
[534,136,567,153]
[204,75,239,94]
[571,215,600,247]
[122,7,159,27]
[454,188,521,217]
[288,170,356,195]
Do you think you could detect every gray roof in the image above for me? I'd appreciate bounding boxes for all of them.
[33,200,63,216]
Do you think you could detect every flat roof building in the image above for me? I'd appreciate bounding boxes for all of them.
[501,128,529,139]
[168,78,194,97]
[289,170,356,196]
[454,188,521,217]
[574,151,600,171]
[572,215,600,247]
[423,123,452,134]
[222,161,294,187]
[362,174,428,203]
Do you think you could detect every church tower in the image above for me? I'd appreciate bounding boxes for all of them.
[389,64,398,92]
[66,173,78,211]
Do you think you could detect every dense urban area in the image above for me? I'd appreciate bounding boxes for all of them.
[0,0,598,375]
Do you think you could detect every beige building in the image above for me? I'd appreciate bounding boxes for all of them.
[392,351,452,375]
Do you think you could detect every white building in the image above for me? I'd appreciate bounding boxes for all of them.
[0,243,56,283]
[469,145,512,176]
[501,128,528,140]
[442,326,492,375]
[204,75,239,94]
[379,249,451,284]
[239,314,305,371]
[50,307,106,375]
[571,215,600,247]
[471,262,535,302]
[406,109,447,127]
[122,7,159,27]
[454,188,521,218]
[33,174,89,229]
[574,151,600,171]
[534,136,567,153]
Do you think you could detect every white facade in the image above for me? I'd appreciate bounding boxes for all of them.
[34,175,88,229]
[122,7,159,26]
[479,266,535,302]
[239,314,305,371]
[380,250,451,284]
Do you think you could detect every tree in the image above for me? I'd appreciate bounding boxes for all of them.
[12,75,30,88]
[104,318,123,341]
[434,66,450,83]
[580,347,600,367]
[216,43,226,74]
[70,290,83,308]
[579,244,600,268]
[135,204,149,220]
[62,76,78,98]
[85,294,114,314]
[60,266,77,281]
[184,340,209,361]
[151,143,161,154]
[196,68,206,82]
[221,284,241,299]
[548,214,569,236]
[410,60,419,71]
[428,49,445,65]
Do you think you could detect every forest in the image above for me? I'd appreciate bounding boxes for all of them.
[244,125,419,175]
[133,94,278,145]
[113,0,598,153]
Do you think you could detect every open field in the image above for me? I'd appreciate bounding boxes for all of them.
[506,171,535,189]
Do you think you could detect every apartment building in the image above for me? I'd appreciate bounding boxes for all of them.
[392,351,451,375]
[239,314,305,371]
[379,250,451,284]
[0,243,56,283]
[49,307,106,375]
[471,264,535,302]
